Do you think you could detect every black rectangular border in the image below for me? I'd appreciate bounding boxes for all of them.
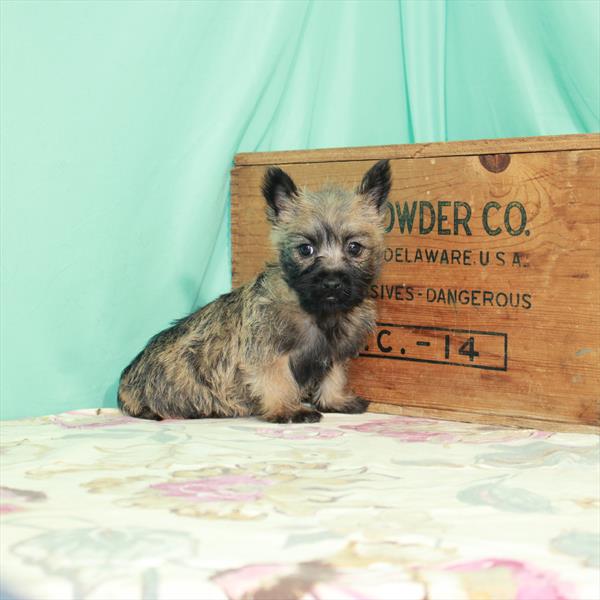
[360,323,508,371]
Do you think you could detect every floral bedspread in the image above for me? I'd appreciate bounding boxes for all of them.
[1,409,599,600]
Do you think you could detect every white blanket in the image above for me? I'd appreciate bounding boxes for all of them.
[1,409,598,599]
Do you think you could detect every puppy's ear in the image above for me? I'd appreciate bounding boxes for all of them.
[262,167,298,222]
[358,159,391,211]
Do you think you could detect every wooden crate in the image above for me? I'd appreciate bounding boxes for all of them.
[231,134,600,432]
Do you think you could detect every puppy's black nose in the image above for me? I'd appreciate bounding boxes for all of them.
[322,276,342,290]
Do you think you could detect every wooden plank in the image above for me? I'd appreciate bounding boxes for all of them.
[367,403,600,434]
[231,136,600,431]
[234,133,600,166]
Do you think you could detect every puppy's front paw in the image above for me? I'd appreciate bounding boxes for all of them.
[291,408,322,423]
[264,408,323,423]
[342,396,370,414]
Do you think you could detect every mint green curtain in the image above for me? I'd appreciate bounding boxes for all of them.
[1,0,598,419]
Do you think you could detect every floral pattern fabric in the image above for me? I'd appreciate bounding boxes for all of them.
[1,409,598,600]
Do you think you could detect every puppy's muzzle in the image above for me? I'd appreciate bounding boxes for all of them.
[322,275,343,291]
[319,271,351,302]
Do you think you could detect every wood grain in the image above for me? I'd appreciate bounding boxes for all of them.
[235,133,600,166]
[367,403,600,434]
[231,136,600,431]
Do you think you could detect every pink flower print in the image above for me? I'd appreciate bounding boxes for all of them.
[341,418,456,443]
[151,475,272,503]
[447,558,575,600]
[388,430,456,443]
[52,410,136,429]
[255,426,344,440]
[341,417,552,444]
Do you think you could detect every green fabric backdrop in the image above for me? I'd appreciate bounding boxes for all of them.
[1,0,599,419]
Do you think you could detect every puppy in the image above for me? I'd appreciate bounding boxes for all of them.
[118,160,391,422]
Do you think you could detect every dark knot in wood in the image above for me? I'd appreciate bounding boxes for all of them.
[479,153,511,173]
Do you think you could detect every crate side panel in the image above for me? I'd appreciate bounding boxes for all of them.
[231,148,600,427]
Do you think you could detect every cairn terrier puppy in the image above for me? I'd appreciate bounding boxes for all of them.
[118,160,391,423]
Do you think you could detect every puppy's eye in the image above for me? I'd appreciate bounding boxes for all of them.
[298,243,315,257]
[347,241,363,257]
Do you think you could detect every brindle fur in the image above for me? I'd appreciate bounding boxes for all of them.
[118,160,391,423]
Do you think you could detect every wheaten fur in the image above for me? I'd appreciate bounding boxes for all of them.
[118,160,391,423]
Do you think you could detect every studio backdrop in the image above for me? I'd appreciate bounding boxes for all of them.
[1,0,598,419]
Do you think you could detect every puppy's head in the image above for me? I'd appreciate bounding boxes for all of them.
[262,160,391,315]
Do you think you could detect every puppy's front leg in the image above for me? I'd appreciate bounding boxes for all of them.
[250,355,322,423]
[315,362,369,414]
